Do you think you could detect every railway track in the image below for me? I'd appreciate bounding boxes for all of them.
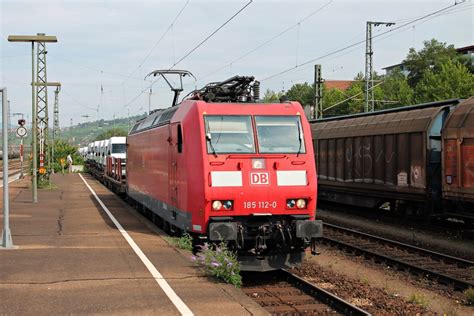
[243,269,370,315]
[318,202,474,240]
[0,159,23,183]
[0,158,22,172]
[321,223,474,291]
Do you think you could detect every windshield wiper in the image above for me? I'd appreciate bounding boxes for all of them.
[296,119,303,157]
[206,131,218,158]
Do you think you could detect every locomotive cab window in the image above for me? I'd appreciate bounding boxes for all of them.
[204,115,256,154]
[255,116,306,154]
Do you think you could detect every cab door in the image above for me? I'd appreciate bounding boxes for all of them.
[168,123,184,220]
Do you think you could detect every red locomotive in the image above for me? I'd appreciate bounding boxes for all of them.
[126,71,322,271]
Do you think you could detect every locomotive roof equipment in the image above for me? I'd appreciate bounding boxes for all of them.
[188,75,260,103]
[145,69,196,107]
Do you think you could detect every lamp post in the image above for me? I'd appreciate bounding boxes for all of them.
[8,34,57,203]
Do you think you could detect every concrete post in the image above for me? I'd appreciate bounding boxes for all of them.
[1,87,14,248]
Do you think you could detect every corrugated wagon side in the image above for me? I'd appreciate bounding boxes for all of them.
[442,97,474,217]
[311,100,460,214]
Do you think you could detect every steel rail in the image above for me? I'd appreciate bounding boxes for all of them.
[322,223,474,291]
[325,223,474,267]
[278,269,371,316]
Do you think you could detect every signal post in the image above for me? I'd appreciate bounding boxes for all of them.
[16,118,28,178]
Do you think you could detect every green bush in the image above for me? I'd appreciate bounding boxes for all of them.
[192,243,242,287]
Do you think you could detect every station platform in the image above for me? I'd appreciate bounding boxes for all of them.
[0,173,265,315]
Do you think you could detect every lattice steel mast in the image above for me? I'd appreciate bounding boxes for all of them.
[53,86,60,138]
[365,21,394,112]
[7,33,57,202]
[35,37,49,177]
[313,64,323,119]
[51,86,61,173]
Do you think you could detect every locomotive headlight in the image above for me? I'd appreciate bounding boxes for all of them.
[296,199,306,209]
[212,200,222,210]
[286,199,296,208]
[223,200,233,210]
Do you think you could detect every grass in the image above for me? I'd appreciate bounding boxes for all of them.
[464,288,474,305]
[360,276,369,285]
[164,233,193,252]
[407,293,429,308]
[37,177,58,190]
[176,233,193,251]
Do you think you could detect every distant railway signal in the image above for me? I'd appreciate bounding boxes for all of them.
[16,126,27,138]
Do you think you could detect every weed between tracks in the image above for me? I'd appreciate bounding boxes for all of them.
[192,243,242,288]
[407,292,429,308]
[464,288,474,305]
[164,234,193,251]
[175,233,193,251]
[166,235,242,287]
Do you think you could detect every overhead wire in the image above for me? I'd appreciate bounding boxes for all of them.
[310,2,472,76]
[62,89,97,112]
[320,3,472,113]
[199,0,333,81]
[171,0,253,68]
[121,0,190,86]
[122,0,253,109]
[53,55,145,82]
[260,0,469,82]
[323,81,385,113]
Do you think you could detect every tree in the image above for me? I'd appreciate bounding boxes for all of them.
[95,128,128,141]
[286,83,314,106]
[322,86,346,116]
[345,74,365,113]
[404,39,461,87]
[415,59,474,103]
[380,69,414,108]
[52,139,83,172]
[262,89,283,103]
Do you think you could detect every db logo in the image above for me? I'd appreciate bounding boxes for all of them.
[250,172,269,185]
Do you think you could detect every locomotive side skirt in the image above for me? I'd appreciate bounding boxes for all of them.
[128,188,192,232]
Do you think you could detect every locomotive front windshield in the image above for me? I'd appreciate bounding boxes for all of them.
[255,116,306,154]
[205,115,256,154]
[112,144,126,154]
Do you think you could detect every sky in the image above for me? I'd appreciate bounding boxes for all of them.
[0,0,472,127]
